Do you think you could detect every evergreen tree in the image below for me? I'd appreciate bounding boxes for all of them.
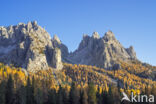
[35,88,43,104]
[16,85,26,104]
[47,89,57,104]
[101,90,108,104]
[80,89,88,104]
[26,76,35,104]
[69,82,80,104]
[88,83,96,104]
[57,85,63,104]
[96,86,102,104]
[107,85,114,104]
[117,80,120,92]
[0,81,6,104]
[32,76,36,104]
[62,88,69,104]
[5,75,14,104]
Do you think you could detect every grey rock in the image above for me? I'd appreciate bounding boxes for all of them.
[67,31,137,69]
[52,48,63,70]
[0,21,138,71]
[92,32,100,39]
[126,46,137,59]
[53,34,61,44]
[52,35,69,62]
[0,21,63,72]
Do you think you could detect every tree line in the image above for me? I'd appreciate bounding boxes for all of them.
[0,63,156,104]
[0,74,122,104]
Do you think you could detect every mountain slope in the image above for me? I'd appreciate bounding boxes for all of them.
[67,31,137,69]
[0,21,154,75]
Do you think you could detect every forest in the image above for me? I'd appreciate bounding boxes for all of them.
[0,62,156,104]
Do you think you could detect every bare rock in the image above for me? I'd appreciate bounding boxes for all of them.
[92,32,100,39]
[52,48,63,70]
[52,35,69,62]
[67,31,137,69]
[0,21,63,72]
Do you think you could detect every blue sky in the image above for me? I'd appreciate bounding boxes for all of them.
[0,0,156,65]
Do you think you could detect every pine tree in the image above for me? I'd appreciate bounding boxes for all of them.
[62,88,69,104]
[57,85,63,104]
[96,86,102,104]
[26,76,35,104]
[107,85,114,104]
[0,81,6,104]
[35,88,43,104]
[69,82,80,104]
[88,83,96,104]
[80,89,88,104]
[5,75,14,104]
[47,89,57,104]
[101,90,108,104]
[16,85,26,104]
[117,80,120,92]
[32,76,36,104]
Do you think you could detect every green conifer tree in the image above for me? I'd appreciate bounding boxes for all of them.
[80,89,88,104]
[5,75,14,104]
[0,81,6,104]
[88,83,96,104]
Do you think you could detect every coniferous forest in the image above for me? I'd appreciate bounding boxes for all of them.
[0,63,156,104]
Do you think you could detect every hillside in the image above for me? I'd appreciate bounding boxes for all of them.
[0,61,156,104]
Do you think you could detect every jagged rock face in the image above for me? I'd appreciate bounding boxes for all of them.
[0,21,137,71]
[52,48,63,70]
[52,35,69,62]
[126,46,136,59]
[0,21,63,72]
[67,31,137,69]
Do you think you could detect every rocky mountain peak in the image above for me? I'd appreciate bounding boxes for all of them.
[67,31,137,70]
[0,21,138,71]
[0,21,63,72]
[32,21,38,26]
[83,34,89,39]
[27,21,37,26]
[92,32,100,39]
[52,34,69,62]
[126,46,137,59]
[103,30,116,41]
[53,34,61,44]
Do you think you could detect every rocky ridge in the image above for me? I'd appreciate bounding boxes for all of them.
[0,21,63,72]
[0,21,138,72]
[52,35,69,62]
[67,31,137,69]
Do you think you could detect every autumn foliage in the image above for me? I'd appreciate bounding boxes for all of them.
[0,62,156,104]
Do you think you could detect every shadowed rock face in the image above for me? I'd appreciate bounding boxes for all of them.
[67,31,137,69]
[0,21,63,72]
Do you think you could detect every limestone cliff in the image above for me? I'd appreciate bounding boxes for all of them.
[67,31,137,69]
[0,21,63,72]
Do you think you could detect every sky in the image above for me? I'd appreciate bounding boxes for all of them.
[0,0,156,65]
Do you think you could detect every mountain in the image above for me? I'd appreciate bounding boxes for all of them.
[52,35,69,62]
[67,31,137,69]
[0,22,155,104]
[0,21,148,72]
[0,21,63,72]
